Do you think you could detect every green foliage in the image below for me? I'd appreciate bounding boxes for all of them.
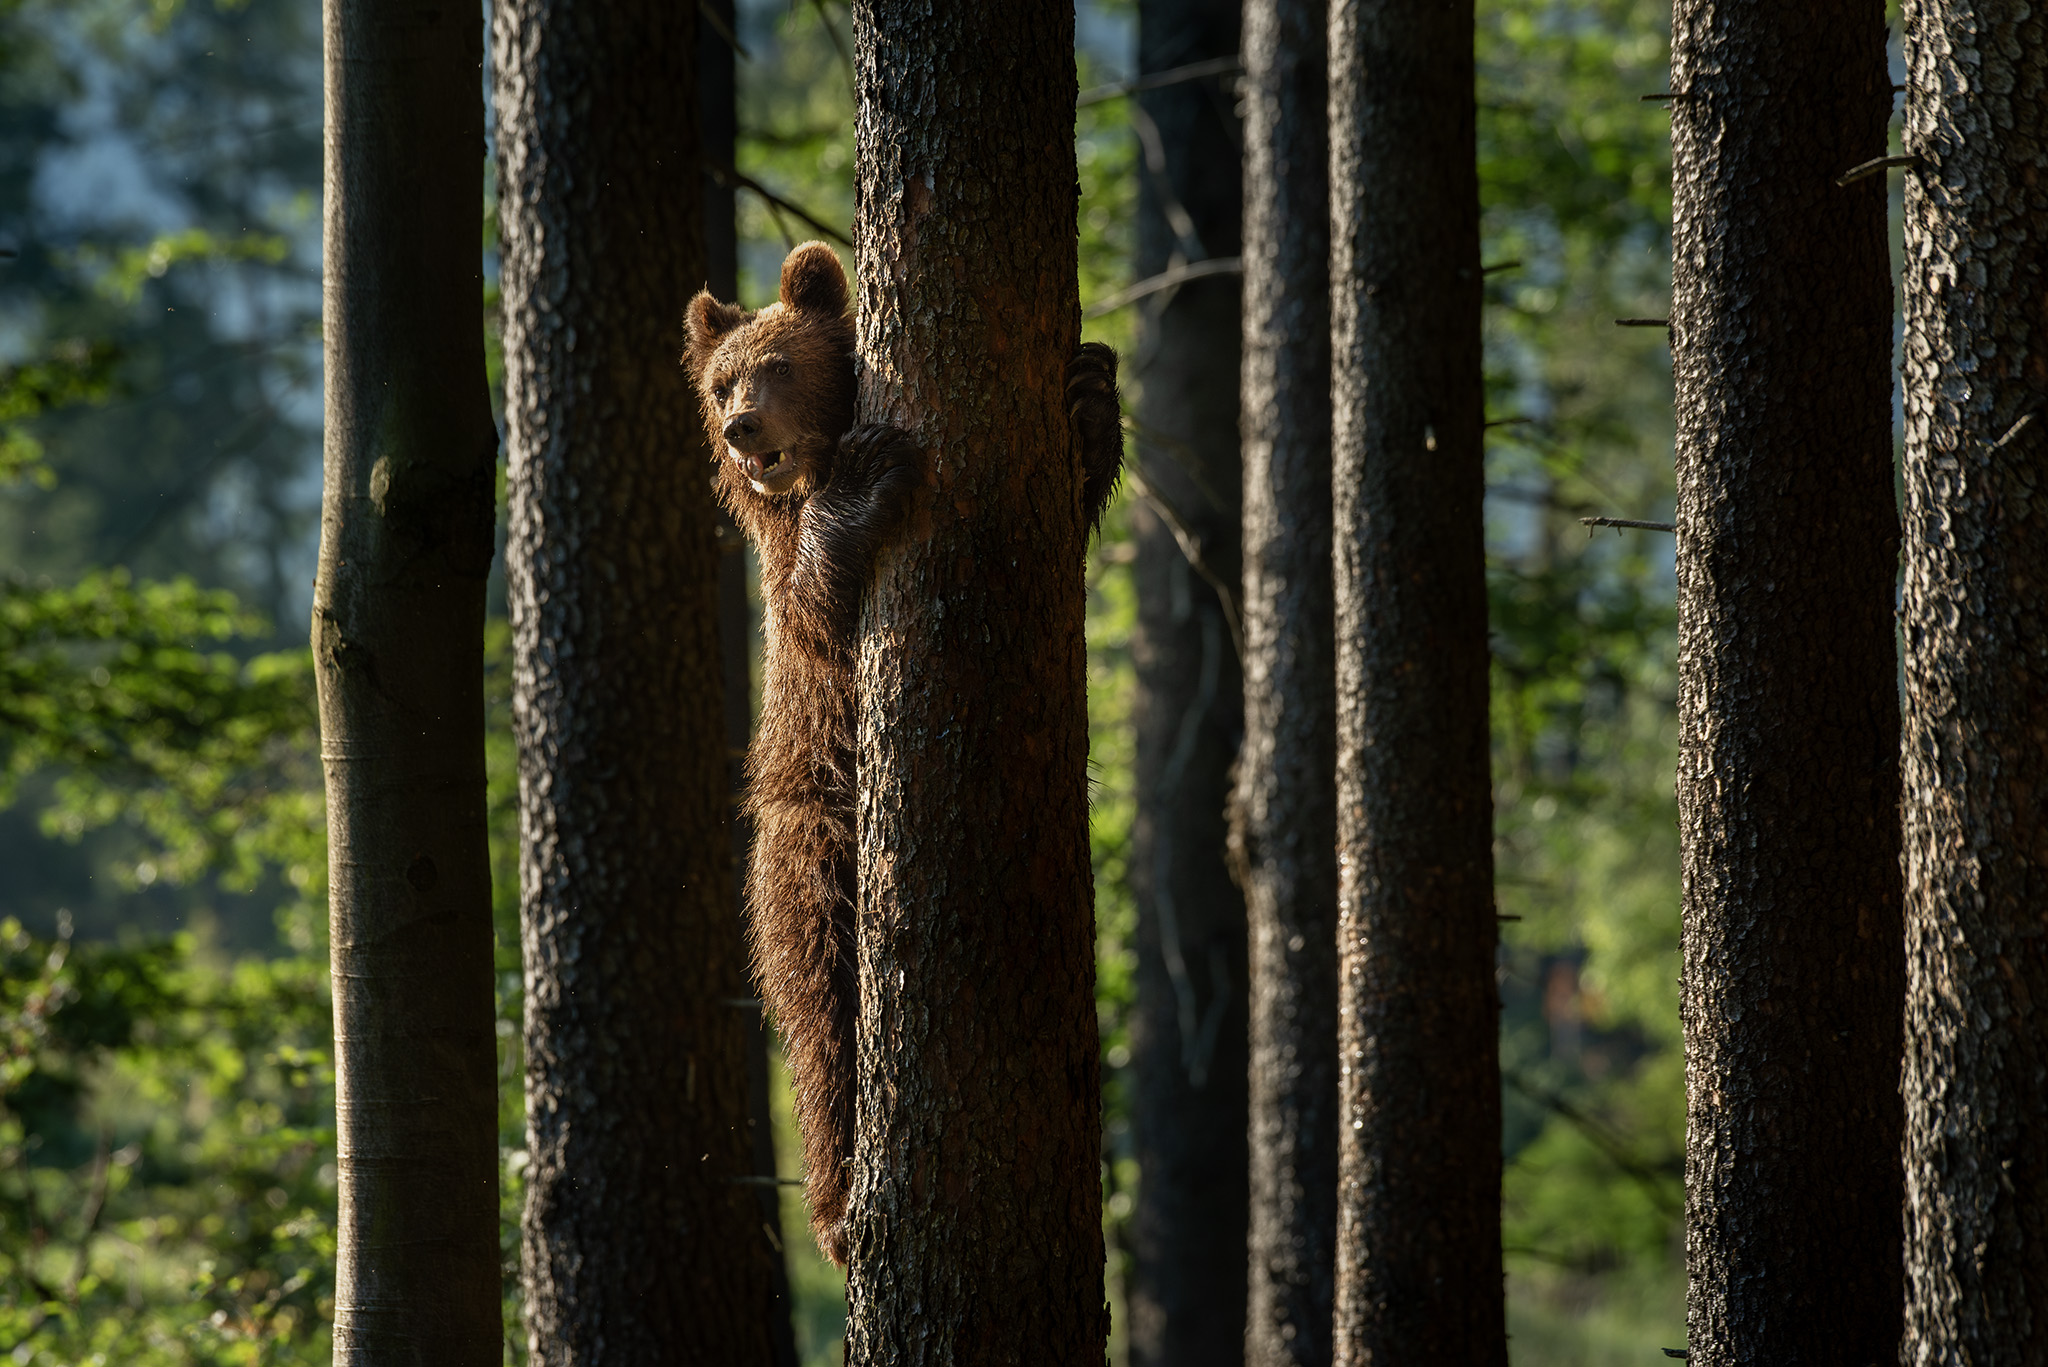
[0,569,320,893]
[70,228,291,306]
[0,0,325,622]
[0,343,121,489]
[0,552,334,1363]
[0,117,333,1349]
[0,918,334,1365]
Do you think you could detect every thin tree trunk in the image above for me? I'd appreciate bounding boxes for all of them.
[1327,3,1501,1362]
[316,2,501,1361]
[700,3,802,1359]
[1899,3,2048,1360]
[843,2,1106,1360]
[1668,4,1902,1361]
[1124,0,1248,1362]
[1236,1,1337,1364]
[494,5,779,1359]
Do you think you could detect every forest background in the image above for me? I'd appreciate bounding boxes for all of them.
[0,0,1899,1362]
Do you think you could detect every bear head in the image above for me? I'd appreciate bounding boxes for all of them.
[685,241,857,498]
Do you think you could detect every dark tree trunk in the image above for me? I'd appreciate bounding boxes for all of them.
[1123,1,1248,1363]
[1668,4,1902,1362]
[700,3,802,1360]
[1326,3,1501,1363]
[1236,1,1336,1363]
[494,5,780,1360]
[316,2,501,1361]
[699,0,739,305]
[843,2,1105,1361]
[1898,2,2048,1360]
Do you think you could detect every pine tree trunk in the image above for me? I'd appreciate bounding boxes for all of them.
[700,4,802,1359]
[1898,2,2048,1360]
[843,2,1105,1360]
[316,3,501,1361]
[494,5,780,1359]
[1237,1,1337,1363]
[1326,3,1502,1362]
[1668,4,1902,1361]
[1124,1,1248,1361]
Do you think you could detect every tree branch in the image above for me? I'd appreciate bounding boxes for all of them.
[701,157,851,247]
[63,1131,112,1301]
[1084,256,1242,319]
[1078,55,1242,108]
[1835,154,1916,187]
[1503,1070,1682,1217]
[1121,451,1245,664]
[697,1,750,60]
[1580,515,1676,533]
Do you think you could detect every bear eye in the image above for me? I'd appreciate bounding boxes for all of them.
[774,360,791,377]
[712,382,730,402]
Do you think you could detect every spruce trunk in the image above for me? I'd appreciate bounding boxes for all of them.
[494,4,779,1358]
[1124,0,1249,1360]
[843,2,1106,1361]
[1327,2,1502,1361]
[1237,2,1337,1365]
[1899,2,2048,1360]
[1668,3,1902,1360]
[316,2,501,1360]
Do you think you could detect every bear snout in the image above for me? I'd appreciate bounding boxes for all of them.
[723,411,763,444]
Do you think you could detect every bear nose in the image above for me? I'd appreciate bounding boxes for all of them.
[723,411,761,443]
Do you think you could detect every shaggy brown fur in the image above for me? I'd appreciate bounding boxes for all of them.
[684,241,1123,1265]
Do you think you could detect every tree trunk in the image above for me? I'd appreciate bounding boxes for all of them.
[1898,3,2048,1361]
[316,3,501,1361]
[1326,3,1501,1363]
[1237,3,1337,1366]
[1668,4,1902,1361]
[700,2,802,1360]
[843,2,1106,1361]
[1123,1,1249,1362]
[494,5,780,1359]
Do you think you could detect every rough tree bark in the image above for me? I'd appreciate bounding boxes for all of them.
[843,2,1106,1361]
[1123,0,1248,1361]
[1898,3,2048,1361]
[315,2,501,1361]
[494,4,779,1359]
[1236,1,1337,1364]
[1668,5,1902,1362]
[700,2,802,1358]
[1327,3,1502,1363]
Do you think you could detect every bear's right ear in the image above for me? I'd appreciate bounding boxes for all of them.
[685,291,745,371]
[779,241,849,317]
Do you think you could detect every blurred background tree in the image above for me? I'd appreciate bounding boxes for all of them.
[0,0,1735,1363]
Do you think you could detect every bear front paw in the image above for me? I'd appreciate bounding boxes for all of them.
[1069,342,1124,531]
[828,421,922,546]
[838,421,921,483]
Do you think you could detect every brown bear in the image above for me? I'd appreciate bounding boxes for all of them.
[684,240,1122,1266]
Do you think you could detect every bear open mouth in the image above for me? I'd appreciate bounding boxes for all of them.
[758,451,785,473]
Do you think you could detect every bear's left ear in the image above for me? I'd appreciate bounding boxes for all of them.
[779,241,849,317]
[685,290,745,371]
